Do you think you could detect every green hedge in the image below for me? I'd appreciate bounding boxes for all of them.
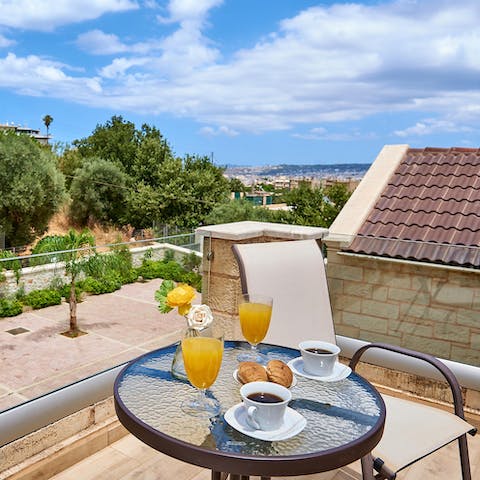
[23,289,62,309]
[81,273,122,295]
[0,298,23,317]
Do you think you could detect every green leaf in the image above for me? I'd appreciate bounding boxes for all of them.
[155,279,175,313]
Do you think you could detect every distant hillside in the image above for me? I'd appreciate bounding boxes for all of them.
[225,163,371,179]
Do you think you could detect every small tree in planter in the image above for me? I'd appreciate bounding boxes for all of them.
[34,229,95,337]
[63,229,96,336]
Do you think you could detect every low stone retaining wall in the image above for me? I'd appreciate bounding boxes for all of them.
[0,243,199,297]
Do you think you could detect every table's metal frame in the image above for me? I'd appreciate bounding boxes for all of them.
[114,343,385,479]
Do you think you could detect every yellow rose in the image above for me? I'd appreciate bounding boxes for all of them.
[166,284,196,315]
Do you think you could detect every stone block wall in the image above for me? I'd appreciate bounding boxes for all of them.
[0,243,199,297]
[325,240,480,367]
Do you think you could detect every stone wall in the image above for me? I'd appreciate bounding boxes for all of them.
[325,239,480,367]
[0,243,199,297]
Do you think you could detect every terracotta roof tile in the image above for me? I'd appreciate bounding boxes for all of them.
[346,147,480,268]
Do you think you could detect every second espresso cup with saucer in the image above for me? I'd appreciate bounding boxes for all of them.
[240,381,291,431]
[299,340,340,377]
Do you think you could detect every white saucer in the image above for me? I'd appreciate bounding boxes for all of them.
[233,368,297,388]
[224,403,306,441]
[287,357,351,382]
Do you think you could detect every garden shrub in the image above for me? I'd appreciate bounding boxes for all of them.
[23,289,62,309]
[136,258,202,291]
[0,298,23,317]
[81,273,122,295]
[30,235,69,266]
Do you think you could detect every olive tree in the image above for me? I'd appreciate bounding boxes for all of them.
[0,132,65,247]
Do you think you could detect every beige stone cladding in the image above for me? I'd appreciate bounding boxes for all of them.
[325,240,480,367]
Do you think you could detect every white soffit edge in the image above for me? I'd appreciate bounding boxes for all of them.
[327,144,409,241]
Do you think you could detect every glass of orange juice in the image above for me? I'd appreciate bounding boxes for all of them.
[181,326,224,416]
[237,293,273,363]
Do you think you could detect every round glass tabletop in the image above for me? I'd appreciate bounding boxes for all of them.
[115,341,385,476]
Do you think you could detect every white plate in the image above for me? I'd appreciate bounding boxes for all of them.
[233,368,297,388]
[287,357,351,382]
[224,403,306,441]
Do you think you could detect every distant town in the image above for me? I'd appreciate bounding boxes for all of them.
[225,162,371,191]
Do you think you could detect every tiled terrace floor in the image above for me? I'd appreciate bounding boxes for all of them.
[0,279,188,411]
[51,430,480,480]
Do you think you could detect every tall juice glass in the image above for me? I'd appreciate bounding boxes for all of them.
[181,327,224,416]
[237,293,273,363]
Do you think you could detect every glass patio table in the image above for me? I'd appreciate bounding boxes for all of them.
[114,341,385,479]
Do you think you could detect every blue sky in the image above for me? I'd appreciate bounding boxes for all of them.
[0,0,479,166]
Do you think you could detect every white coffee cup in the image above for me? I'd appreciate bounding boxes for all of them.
[299,340,340,376]
[240,381,291,431]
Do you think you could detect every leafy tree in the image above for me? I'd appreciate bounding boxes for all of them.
[33,229,95,336]
[125,183,163,229]
[0,132,66,247]
[205,199,285,225]
[72,116,172,181]
[43,115,53,138]
[57,147,85,189]
[73,116,138,175]
[178,155,230,227]
[322,183,351,226]
[69,158,130,226]
[229,177,247,193]
[131,128,173,186]
[125,155,230,229]
[284,182,351,227]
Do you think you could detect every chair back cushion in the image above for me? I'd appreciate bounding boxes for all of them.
[233,239,336,348]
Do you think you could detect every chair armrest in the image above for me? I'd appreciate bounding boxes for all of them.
[349,342,470,423]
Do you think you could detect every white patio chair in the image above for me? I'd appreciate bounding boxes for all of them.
[232,239,476,480]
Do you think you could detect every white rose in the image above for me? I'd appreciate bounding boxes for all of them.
[186,304,213,330]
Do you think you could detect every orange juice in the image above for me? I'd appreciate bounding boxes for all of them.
[239,302,272,345]
[182,336,223,389]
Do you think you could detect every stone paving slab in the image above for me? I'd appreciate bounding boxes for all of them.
[0,279,188,413]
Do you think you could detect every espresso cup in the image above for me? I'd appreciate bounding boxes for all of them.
[240,381,291,431]
[299,340,340,376]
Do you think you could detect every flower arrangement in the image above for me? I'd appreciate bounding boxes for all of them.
[156,280,213,330]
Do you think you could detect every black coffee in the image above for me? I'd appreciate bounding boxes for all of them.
[247,392,284,403]
[306,347,333,355]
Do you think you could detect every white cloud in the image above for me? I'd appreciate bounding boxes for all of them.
[0,53,102,100]
[76,30,163,56]
[1,0,480,136]
[394,118,473,137]
[293,127,375,141]
[76,30,128,55]
[157,0,223,24]
[0,0,138,31]
[199,125,239,137]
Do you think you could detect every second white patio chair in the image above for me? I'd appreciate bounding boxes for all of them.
[232,239,476,480]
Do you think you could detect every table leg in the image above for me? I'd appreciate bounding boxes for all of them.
[361,454,375,480]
